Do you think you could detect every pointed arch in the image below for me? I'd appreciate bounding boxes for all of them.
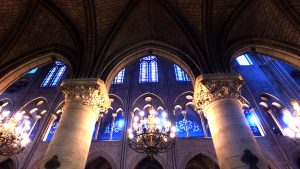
[0,47,74,94]
[128,154,170,169]
[103,41,199,90]
[226,39,300,69]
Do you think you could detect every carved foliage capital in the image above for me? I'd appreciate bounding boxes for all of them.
[60,79,110,113]
[193,74,243,112]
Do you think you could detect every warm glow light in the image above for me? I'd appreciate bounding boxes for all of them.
[284,128,295,138]
[128,105,175,157]
[24,120,31,127]
[129,133,134,139]
[2,110,10,117]
[16,127,25,134]
[291,99,300,111]
[14,113,23,121]
[162,111,167,118]
[171,126,176,132]
[282,109,296,128]
[20,138,30,147]
[134,116,139,122]
[139,111,145,117]
[150,109,156,115]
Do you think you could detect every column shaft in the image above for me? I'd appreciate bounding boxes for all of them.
[41,78,110,169]
[194,74,268,169]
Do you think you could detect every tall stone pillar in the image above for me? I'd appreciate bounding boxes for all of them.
[193,74,267,169]
[41,79,110,169]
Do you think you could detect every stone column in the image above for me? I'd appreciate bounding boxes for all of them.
[193,74,267,169]
[41,78,110,169]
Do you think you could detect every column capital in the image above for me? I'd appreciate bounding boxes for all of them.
[60,78,110,113]
[193,74,244,112]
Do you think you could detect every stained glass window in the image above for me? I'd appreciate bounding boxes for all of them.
[174,64,190,82]
[44,117,60,141]
[236,54,253,66]
[40,66,58,87]
[175,108,204,138]
[40,61,66,87]
[139,56,158,83]
[113,68,125,84]
[244,109,263,136]
[97,113,125,140]
[27,68,38,74]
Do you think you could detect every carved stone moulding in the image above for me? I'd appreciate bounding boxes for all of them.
[193,74,244,112]
[60,78,111,113]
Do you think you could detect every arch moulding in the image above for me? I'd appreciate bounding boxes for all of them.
[179,150,218,169]
[0,50,73,94]
[127,154,170,169]
[101,41,201,90]
[87,150,118,169]
[227,39,300,69]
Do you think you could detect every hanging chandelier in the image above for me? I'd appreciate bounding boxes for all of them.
[283,99,300,142]
[127,105,176,157]
[0,102,31,156]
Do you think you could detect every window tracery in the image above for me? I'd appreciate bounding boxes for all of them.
[41,61,66,87]
[113,68,125,84]
[174,64,190,82]
[139,56,158,83]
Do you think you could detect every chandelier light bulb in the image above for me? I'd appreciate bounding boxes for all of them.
[128,128,133,134]
[3,123,9,129]
[291,99,300,111]
[139,111,145,117]
[15,127,24,134]
[24,125,31,131]
[2,110,11,117]
[150,109,156,115]
[134,116,139,122]
[24,120,31,127]
[163,137,168,142]
[14,113,23,121]
[128,133,134,139]
[170,132,175,138]
[171,126,176,132]
[162,111,167,118]
[20,138,30,147]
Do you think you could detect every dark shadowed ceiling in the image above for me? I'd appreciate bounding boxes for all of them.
[0,0,300,79]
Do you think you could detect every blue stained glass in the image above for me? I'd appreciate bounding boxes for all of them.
[175,108,204,138]
[98,115,125,140]
[45,119,59,141]
[174,64,190,82]
[150,61,158,82]
[41,66,58,87]
[50,66,66,87]
[113,68,125,84]
[244,110,262,136]
[41,61,66,87]
[236,54,253,66]
[27,68,38,74]
[55,61,64,65]
[140,61,148,83]
[139,55,158,83]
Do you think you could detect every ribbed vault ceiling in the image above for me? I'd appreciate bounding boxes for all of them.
[0,0,300,79]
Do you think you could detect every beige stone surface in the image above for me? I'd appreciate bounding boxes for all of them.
[40,78,110,169]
